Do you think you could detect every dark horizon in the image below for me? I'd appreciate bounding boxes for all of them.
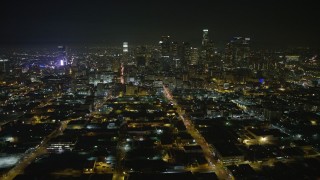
[1,0,320,48]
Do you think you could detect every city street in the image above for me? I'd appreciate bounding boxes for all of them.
[163,85,233,180]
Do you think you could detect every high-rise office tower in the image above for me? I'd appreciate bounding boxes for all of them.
[135,46,147,67]
[159,35,171,57]
[190,48,199,65]
[58,45,67,66]
[202,29,209,47]
[171,41,179,58]
[0,59,9,72]
[181,42,191,67]
[200,29,215,66]
[123,42,129,53]
[225,37,250,66]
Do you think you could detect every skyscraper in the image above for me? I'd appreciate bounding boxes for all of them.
[202,29,209,47]
[171,41,179,58]
[225,37,251,66]
[57,45,67,66]
[181,42,191,69]
[0,59,9,72]
[123,42,129,53]
[190,48,199,65]
[159,35,171,57]
[135,46,147,67]
[200,29,215,66]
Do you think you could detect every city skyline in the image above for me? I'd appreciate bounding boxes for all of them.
[1,1,320,179]
[1,28,320,179]
[1,0,320,48]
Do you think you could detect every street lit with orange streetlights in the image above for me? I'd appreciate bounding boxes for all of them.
[163,85,233,180]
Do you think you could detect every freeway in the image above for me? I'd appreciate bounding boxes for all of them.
[2,120,69,180]
[163,85,233,180]
[1,146,47,180]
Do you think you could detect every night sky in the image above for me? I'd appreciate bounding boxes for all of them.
[1,0,319,48]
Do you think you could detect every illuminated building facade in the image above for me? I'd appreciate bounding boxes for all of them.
[159,35,171,57]
[123,42,128,53]
[0,59,9,72]
[225,37,251,66]
[190,47,199,65]
[58,45,68,66]
[202,29,209,47]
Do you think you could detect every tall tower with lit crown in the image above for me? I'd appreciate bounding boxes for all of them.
[123,42,128,53]
[202,29,209,47]
[58,45,67,66]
